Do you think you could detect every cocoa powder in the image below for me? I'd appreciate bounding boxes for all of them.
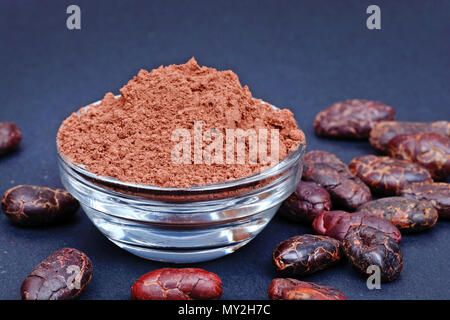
[57,58,304,188]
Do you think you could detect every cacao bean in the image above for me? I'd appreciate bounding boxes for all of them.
[272,234,342,276]
[131,268,223,300]
[303,150,372,210]
[343,226,403,282]
[282,181,331,223]
[369,120,450,154]
[268,278,347,300]
[388,132,450,180]
[0,122,22,155]
[400,182,450,219]
[2,185,79,226]
[357,196,438,232]
[314,99,395,139]
[349,155,432,195]
[313,210,401,242]
[21,248,92,300]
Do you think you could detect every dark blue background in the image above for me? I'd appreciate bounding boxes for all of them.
[0,0,449,300]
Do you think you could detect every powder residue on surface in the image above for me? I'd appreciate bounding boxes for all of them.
[57,58,305,188]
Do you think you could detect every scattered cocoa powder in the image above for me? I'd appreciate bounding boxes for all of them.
[57,58,304,188]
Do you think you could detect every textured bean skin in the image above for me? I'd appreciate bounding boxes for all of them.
[313,210,401,242]
[21,248,92,300]
[400,182,450,219]
[268,278,347,300]
[343,226,403,282]
[0,122,22,154]
[2,185,79,226]
[282,181,331,222]
[131,268,222,300]
[388,132,450,180]
[272,234,342,276]
[358,197,438,232]
[314,99,395,139]
[349,155,432,195]
[369,120,450,154]
[303,151,372,210]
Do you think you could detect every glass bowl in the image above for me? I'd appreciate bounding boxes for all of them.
[57,99,305,263]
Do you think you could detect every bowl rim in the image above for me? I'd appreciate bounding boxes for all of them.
[57,96,305,192]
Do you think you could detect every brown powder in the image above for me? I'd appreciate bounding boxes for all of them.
[57,58,304,188]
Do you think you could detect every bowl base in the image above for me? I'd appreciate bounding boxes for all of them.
[109,238,253,263]
[83,204,280,263]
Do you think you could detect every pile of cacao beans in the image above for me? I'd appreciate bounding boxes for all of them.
[272,99,449,300]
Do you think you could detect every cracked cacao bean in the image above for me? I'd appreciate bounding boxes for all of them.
[0,122,22,155]
[343,226,403,282]
[349,155,432,195]
[282,181,331,223]
[268,278,347,300]
[369,120,450,154]
[400,182,450,219]
[21,248,92,300]
[303,150,372,210]
[272,234,342,276]
[314,99,395,139]
[388,132,450,180]
[2,185,79,226]
[357,196,438,232]
[131,268,223,300]
[313,210,401,242]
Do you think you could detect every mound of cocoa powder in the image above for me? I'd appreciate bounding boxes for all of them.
[57,58,304,188]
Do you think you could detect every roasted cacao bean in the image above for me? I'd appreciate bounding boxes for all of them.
[21,248,92,300]
[357,196,438,232]
[303,150,372,210]
[272,234,342,276]
[400,182,450,219]
[343,226,403,282]
[268,278,347,300]
[388,132,450,180]
[282,181,331,223]
[349,155,432,195]
[131,268,223,300]
[313,210,401,242]
[369,120,450,154]
[314,99,395,139]
[2,185,79,226]
[0,122,22,155]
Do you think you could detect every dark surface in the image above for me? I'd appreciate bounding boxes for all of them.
[0,0,449,300]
